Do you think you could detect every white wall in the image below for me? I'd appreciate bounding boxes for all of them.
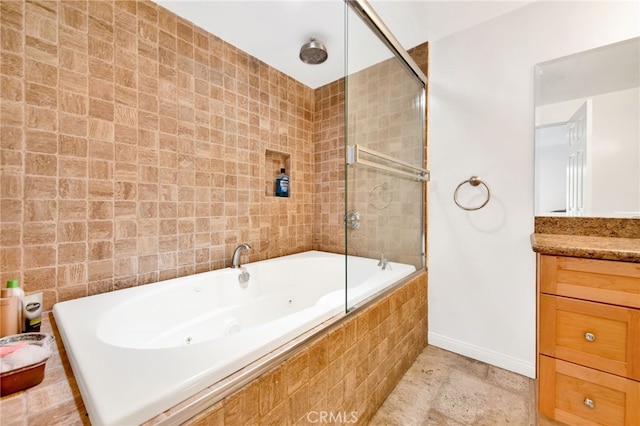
[427,1,640,377]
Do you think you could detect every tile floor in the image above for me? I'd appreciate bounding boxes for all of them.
[370,345,563,426]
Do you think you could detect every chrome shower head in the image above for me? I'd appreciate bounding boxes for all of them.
[299,38,328,65]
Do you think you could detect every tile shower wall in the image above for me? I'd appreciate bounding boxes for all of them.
[313,43,429,260]
[346,58,424,267]
[0,0,316,311]
[0,0,428,309]
[1,1,429,423]
[313,79,345,254]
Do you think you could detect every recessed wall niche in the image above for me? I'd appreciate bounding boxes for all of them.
[265,150,291,197]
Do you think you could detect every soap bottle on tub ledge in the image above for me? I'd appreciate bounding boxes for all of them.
[275,168,289,197]
[0,279,24,336]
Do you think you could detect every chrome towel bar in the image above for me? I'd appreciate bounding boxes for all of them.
[346,144,430,182]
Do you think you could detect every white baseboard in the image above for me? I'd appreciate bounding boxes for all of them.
[428,332,536,378]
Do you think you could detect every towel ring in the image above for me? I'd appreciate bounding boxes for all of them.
[454,176,491,211]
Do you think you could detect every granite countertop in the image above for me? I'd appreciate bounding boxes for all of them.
[530,233,640,263]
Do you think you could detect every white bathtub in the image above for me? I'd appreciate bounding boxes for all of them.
[53,251,415,425]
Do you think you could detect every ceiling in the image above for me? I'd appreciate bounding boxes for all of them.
[155,1,533,88]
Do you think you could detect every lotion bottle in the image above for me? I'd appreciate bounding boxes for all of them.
[5,279,24,332]
[23,292,43,332]
[0,295,19,337]
[275,168,289,197]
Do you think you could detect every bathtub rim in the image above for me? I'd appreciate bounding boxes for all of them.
[146,266,427,426]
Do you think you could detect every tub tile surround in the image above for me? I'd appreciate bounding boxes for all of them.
[178,273,427,426]
[0,0,430,423]
[0,272,427,425]
[0,314,87,426]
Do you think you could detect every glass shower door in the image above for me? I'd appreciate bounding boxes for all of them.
[344,1,427,311]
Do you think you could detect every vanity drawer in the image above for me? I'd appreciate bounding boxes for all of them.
[540,294,640,380]
[539,255,640,308]
[539,355,640,426]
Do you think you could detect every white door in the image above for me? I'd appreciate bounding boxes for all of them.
[566,100,592,215]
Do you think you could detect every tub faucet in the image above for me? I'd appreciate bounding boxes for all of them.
[378,252,391,271]
[232,243,251,268]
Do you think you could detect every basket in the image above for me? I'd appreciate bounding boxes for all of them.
[0,333,54,396]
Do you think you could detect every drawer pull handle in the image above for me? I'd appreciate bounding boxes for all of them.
[584,332,596,342]
[584,398,595,409]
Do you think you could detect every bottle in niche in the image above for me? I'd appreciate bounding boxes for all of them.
[275,168,289,197]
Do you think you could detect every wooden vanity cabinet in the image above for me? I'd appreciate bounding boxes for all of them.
[538,255,640,425]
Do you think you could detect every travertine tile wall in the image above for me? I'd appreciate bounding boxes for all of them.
[0,1,429,423]
[0,0,316,311]
[345,49,427,268]
[1,0,428,307]
[314,43,429,267]
[313,79,345,254]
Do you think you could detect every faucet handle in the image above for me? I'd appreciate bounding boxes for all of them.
[378,252,388,268]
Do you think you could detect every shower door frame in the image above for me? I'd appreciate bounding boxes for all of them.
[344,0,428,312]
[346,0,427,87]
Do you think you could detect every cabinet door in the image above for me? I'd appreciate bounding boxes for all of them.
[539,355,640,426]
[540,294,640,380]
[539,255,640,308]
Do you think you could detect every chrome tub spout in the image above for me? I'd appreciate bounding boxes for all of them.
[232,243,251,268]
